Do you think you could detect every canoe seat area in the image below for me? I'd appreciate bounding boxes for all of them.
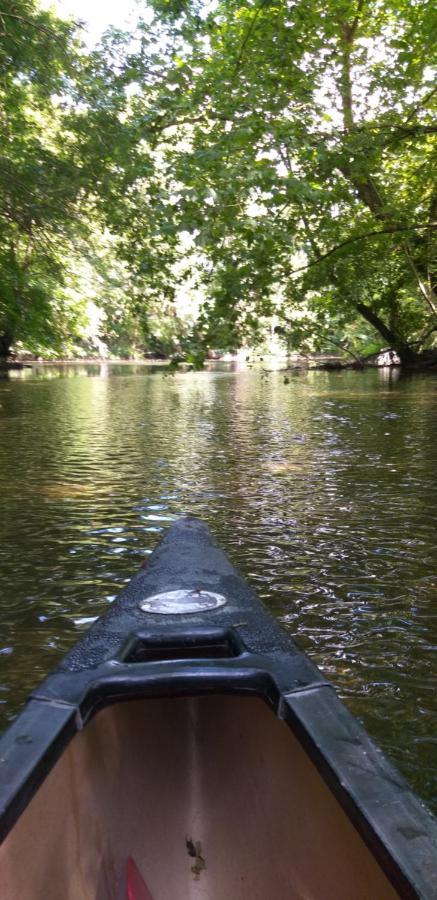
[0,695,399,900]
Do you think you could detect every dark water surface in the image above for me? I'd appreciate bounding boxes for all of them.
[0,363,436,811]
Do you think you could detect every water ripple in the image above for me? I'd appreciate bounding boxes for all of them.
[0,366,436,811]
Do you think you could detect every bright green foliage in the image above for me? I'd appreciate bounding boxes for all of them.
[0,0,88,358]
[0,0,436,364]
[107,0,437,363]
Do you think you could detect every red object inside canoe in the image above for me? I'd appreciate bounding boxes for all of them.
[127,857,154,900]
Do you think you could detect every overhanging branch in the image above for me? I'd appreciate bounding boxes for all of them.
[285,223,437,276]
[0,10,68,42]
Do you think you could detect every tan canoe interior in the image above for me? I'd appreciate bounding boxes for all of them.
[0,695,399,900]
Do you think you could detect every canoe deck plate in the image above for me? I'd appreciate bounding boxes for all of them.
[139,589,227,615]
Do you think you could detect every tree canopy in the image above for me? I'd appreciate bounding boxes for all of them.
[0,0,436,365]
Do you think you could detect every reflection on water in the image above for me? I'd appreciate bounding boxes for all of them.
[0,365,436,811]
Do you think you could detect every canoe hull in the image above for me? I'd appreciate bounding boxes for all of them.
[0,518,436,898]
[0,695,399,900]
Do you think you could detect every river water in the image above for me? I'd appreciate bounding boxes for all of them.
[0,363,436,811]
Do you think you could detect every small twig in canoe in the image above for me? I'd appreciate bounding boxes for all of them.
[186,837,206,879]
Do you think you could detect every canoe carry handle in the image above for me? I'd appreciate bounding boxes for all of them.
[118,627,245,665]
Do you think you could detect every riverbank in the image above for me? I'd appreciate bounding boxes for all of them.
[0,356,168,372]
[3,347,437,373]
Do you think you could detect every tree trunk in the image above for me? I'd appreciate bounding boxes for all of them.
[396,344,422,368]
[354,302,419,366]
[0,331,14,362]
[298,195,422,367]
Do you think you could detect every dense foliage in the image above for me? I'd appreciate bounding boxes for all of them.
[0,1,86,357]
[0,0,436,364]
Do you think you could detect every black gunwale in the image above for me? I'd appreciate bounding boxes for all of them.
[0,517,436,898]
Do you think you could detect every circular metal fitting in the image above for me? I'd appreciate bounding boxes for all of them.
[139,589,227,615]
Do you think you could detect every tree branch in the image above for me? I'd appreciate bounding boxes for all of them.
[285,223,437,275]
[0,10,68,42]
[411,325,437,348]
[350,0,367,38]
[233,0,270,74]
[277,317,362,361]
[405,85,437,123]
